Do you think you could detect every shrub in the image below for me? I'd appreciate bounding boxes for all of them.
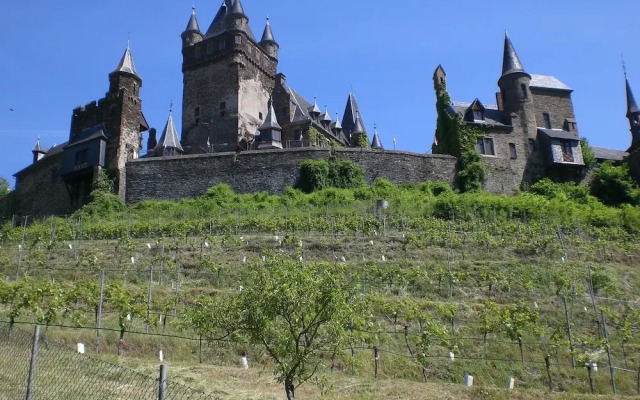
[205,184,237,206]
[456,150,485,193]
[328,160,366,189]
[580,138,597,168]
[296,159,366,193]
[591,162,638,206]
[297,160,330,193]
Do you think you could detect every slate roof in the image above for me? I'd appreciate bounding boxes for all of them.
[185,7,201,32]
[371,126,383,149]
[591,146,629,162]
[33,138,48,153]
[259,100,281,131]
[353,113,366,134]
[205,0,256,41]
[449,101,509,127]
[342,93,367,135]
[627,79,639,117]
[260,18,276,43]
[501,33,526,78]
[537,128,579,141]
[155,113,183,153]
[530,75,572,91]
[66,125,108,148]
[288,88,312,123]
[113,47,137,76]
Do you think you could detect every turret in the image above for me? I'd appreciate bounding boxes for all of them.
[626,78,640,148]
[433,64,447,92]
[181,7,203,48]
[259,17,279,60]
[332,113,343,136]
[154,110,184,157]
[109,44,142,97]
[258,98,283,149]
[32,137,48,164]
[226,0,249,33]
[371,125,384,150]
[351,112,369,148]
[309,98,321,122]
[497,33,537,140]
[321,106,333,130]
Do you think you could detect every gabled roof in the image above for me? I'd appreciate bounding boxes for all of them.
[627,79,639,117]
[449,101,509,127]
[259,100,281,131]
[469,98,486,111]
[155,113,183,153]
[342,92,367,135]
[371,126,383,149]
[288,88,312,123]
[501,33,526,78]
[65,125,108,148]
[185,7,201,32]
[530,74,572,91]
[113,46,138,76]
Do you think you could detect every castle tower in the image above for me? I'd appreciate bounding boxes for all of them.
[181,0,278,153]
[181,7,203,48]
[497,33,537,158]
[433,64,447,92]
[32,137,48,164]
[371,125,384,150]
[259,18,279,60]
[626,78,640,149]
[154,110,184,157]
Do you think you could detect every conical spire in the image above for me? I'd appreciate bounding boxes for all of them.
[501,32,526,78]
[229,0,246,16]
[114,44,138,76]
[155,110,184,154]
[261,17,276,43]
[332,113,342,131]
[321,106,332,123]
[371,125,384,149]
[627,79,639,117]
[353,112,365,134]
[33,136,47,153]
[309,97,321,117]
[206,1,230,37]
[185,6,201,32]
[342,92,367,135]
[259,98,282,131]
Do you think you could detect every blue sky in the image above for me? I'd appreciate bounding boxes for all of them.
[0,0,637,187]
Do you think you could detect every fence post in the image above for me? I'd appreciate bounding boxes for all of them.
[545,355,553,392]
[25,325,41,400]
[601,310,617,394]
[562,296,576,369]
[95,270,105,353]
[404,325,414,357]
[587,365,595,394]
[158,364,167,400]
[374,347,379,379]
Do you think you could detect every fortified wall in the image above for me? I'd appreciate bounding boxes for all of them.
[126,148,460,203]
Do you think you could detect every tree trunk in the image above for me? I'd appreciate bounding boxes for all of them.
[285,379,295,400]
[118,329,125,355]
[518,337,524,362]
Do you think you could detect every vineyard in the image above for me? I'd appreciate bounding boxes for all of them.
[2,182,640,399]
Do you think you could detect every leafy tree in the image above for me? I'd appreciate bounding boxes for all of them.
[222,255,363,399]
[580,138,597,168]
[105,282,146,355]
[0,280,27,336]
[479,301,501,343]
[591,161,639,206]
[0,177,9,199]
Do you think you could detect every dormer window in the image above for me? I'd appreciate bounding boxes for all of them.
[473,110,484,121]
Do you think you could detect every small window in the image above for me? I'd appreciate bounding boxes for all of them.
[195,46,202,59]
[475,138,495,156]
[259,112,263,120]
[543,113,551,129]
[509,143,517,159]
[521,83,528,99]
[473,110,484,121]
[440,77,445,85]
[75,149,88,166]
[528,138,535,152]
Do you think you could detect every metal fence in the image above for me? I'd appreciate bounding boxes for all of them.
[0,324,214,400]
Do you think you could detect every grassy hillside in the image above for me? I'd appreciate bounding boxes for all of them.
[1,180,640,398]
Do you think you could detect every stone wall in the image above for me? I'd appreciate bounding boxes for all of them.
[126,148,459,204]
[531,88,576,132]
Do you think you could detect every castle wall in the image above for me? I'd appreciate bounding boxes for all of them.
[12,153,73,216]
[125,149,459,204]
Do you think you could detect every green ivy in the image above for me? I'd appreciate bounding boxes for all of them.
[296,159,365,193]
[351,132,370,149]
[457,150,486,193]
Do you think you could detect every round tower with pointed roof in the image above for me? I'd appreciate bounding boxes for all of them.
[182,7,203,48]
[259,17,279,60]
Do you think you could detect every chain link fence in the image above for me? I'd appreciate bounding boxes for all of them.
[0,324,214,400]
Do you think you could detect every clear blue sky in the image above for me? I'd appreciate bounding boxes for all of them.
[0,0,637,187]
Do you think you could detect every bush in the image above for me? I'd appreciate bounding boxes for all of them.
[296,159,365,193]
[456,150,485,193]
[591,162,638,206]
[204,184,237,206]
[297,160,330,193]
[328,160,366,190]
[528,178,594,204]
[580,138,597,168]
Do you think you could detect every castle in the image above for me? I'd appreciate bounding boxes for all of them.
[3,0,640,216]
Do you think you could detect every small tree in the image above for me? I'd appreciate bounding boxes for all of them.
[591,161,638,206]
[499,301,542,362]
[105,282,146,355]
[580,138,597,168]
[223,255,362,399]
[0,177,9,199]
